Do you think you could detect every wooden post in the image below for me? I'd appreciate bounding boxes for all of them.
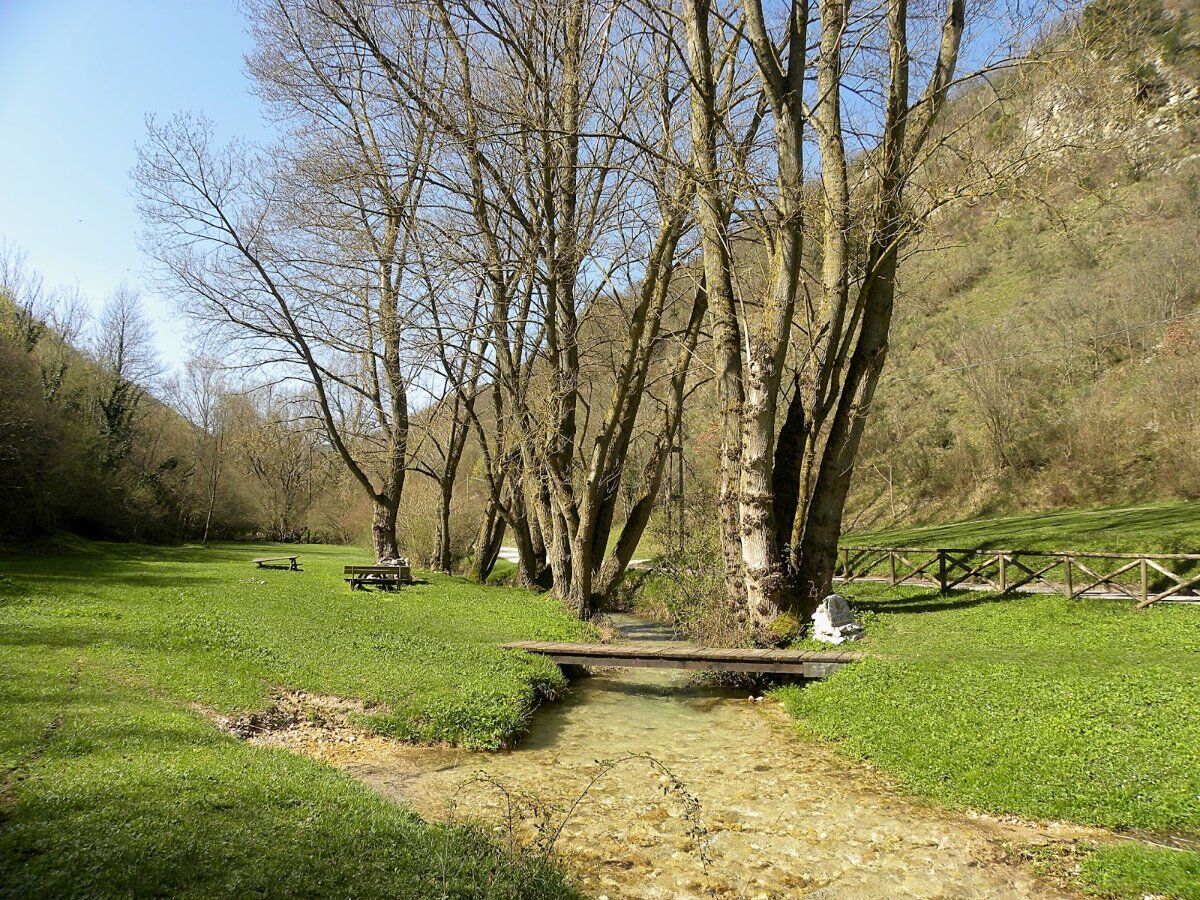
[889,551,897,586]
[999,553,1007,593]
[938,550,947,594]
[1064,555,1073,599]
[1140,557,1148,605]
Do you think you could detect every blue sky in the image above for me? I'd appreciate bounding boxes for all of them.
[0,0,272,365]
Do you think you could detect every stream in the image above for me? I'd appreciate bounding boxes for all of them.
[336,615,1093,898]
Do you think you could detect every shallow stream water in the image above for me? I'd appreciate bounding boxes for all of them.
[340,615,1093,898]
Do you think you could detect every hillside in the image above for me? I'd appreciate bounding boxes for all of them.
[848,0,1200,529]
[641,0,1200,545]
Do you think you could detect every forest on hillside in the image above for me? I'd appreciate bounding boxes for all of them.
[653,0,1200,549]
[0,255,360,543]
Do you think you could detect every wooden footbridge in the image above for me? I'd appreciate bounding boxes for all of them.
[501,641,863,679]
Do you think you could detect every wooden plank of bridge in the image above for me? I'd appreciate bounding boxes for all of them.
[501,641,864,678]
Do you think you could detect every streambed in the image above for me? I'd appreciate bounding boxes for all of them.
[337,616,1095,897]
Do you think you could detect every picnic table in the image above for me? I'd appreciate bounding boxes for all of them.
[344,563,412,590]
[253,555,299,570]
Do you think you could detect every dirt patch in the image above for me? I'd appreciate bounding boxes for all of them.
[210,690,398,760]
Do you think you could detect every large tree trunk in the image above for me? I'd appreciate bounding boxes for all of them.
[790,0,924,615]
[794,256,899,612]
[371,496,400,561]
[739,349,788,630]
[564,533,593,619]
[507,488,552,589]
[684,0,748,614]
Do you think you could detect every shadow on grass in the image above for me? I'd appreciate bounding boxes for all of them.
[347,580,432,593]
[0,625,113,651]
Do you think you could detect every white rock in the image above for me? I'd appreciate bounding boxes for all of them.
[811,594,863,644]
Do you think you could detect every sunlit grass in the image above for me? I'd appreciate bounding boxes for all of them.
[778,578,1200,898]
[0,539,587,897]
[846,500,1200,553]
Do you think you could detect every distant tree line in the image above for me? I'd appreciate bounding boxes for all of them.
[0,246,354,544]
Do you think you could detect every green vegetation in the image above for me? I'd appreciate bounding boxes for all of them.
[777,582,1200,898]
[847,140,1200,529]
[846,499,1200,553]
[1,540,589,897]
[1,540,590,747]
[1081,844,1200,900]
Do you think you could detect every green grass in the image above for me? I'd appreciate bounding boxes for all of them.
[0,539,588,897]
[845,500,1200,553]
[1081,844,1200,899]
[2,540,590,748]
[777,582,1200,898]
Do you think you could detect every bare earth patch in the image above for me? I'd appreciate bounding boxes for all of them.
[209,690,398,760]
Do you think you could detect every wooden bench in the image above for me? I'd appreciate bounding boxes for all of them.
[254,555,299,570]
[344,563,412,590]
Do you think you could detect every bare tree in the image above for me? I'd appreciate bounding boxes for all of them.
[92,285,160,467]
[321,0,706,614]
[0,243,51,353]
[231,387,339,540]
[407,265,486,573]
[0,243,90,400]
[169,355,234,543]
[138,0,434,560]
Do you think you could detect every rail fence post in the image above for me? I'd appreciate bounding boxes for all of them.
[1064,555,1073,599]
[938,550,948,594]
[889,551,897,586]
[1140,557,1148,605]
[999,552,1007,593]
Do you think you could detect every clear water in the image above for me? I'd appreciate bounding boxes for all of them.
[342,615,1082,898]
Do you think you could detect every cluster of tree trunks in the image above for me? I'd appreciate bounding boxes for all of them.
[138,0,1047,639]
[682,0,966,635]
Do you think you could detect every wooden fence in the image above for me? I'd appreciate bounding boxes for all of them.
[836,546,1200,607]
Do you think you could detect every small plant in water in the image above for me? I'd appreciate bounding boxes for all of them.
[446,752,713,868]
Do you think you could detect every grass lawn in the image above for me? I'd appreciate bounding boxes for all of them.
[845,500,1200,553]
[778,582,1200,899]
[0,539,588,898]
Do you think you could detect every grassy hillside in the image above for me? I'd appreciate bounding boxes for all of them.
[847,499,1200,552]
[848,0,1200,528]
[0,541,589,895]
